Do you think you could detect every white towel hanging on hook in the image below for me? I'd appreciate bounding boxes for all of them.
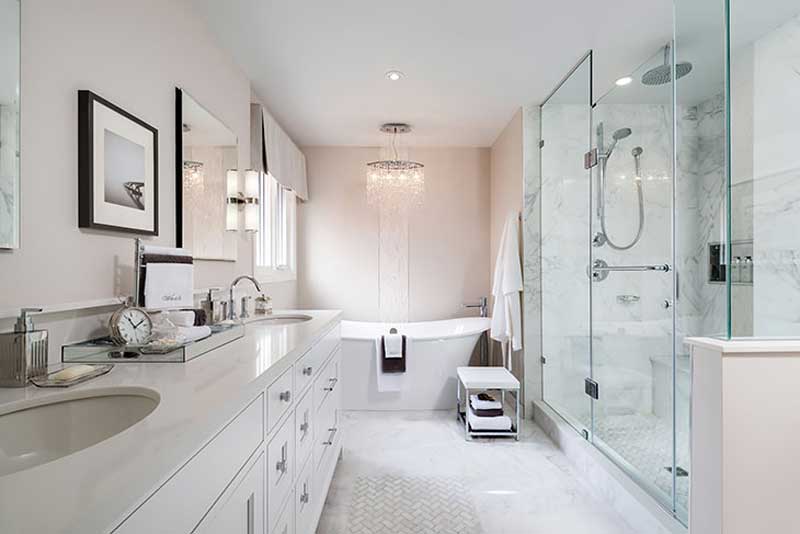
[490,212,523,370]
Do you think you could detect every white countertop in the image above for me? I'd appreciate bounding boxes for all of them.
[0,309,341,534]
[685,336,800,354]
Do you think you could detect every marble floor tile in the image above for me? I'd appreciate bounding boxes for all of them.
[316,411,642,534]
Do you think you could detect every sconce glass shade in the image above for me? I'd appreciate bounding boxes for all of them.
[226,169,239,198]
[244,169,259,232]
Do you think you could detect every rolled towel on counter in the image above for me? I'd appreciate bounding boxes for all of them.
[163,310,196,327]
[176,326,212,344]
[467,407,513,432]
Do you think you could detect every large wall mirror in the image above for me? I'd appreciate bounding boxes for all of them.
[0,0,20,249]
[175,88,238,261]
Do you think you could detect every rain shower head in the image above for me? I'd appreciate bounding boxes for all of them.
[642,43,693,86]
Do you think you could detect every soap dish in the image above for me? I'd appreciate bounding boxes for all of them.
[31,364,114,388]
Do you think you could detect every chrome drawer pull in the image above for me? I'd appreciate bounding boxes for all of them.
[279,390,291,402]
[275,443,288,474]
[300,482,309,504]
[246,492,255,534]
[302,366,313,376]
[323,377,338,392]
[323,427,338,446]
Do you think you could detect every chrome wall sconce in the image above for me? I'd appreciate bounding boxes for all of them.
[226,169,259,232]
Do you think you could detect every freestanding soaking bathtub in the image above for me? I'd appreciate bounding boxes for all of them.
[340,317,491,410]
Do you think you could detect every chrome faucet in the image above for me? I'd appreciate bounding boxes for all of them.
[463,297,488,318]
[228,275,262,321]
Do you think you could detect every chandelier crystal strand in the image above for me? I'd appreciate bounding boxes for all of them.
[366,123,425,208]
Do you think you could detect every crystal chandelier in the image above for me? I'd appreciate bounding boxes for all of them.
[366,123,424,207]
[183,160,204,193]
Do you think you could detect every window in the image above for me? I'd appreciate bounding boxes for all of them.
[255,172,296,282]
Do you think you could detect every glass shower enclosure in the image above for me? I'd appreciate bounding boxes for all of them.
[538,45,705,524]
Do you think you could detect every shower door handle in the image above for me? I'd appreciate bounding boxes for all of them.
[592,260,671,273]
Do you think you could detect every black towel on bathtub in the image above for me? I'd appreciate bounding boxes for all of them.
[381,335,407,373]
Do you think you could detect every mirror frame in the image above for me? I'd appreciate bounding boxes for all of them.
[174,87,239,260]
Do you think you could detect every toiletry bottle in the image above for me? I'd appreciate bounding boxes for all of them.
[0,308,48,387]
[743,256,753,284]
[255,295,273,315]
[731,256,742,283]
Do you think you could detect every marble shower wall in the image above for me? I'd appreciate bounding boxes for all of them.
[751,13,800,336]
[0,104,18,248]
[522,104,542,407]
[528,95,728,422]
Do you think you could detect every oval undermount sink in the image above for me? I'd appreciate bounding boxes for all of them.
[0,387,159,476]
[248,314,313,326]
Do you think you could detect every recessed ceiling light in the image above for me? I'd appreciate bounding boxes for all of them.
[385,70,404,81]
[615,76,633,86]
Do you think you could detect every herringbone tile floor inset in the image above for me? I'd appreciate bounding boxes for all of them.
[346,475,482,534]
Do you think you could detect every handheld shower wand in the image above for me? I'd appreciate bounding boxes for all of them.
[594,123,645,251]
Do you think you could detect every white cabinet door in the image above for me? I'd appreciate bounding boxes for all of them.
[195,451,265,534]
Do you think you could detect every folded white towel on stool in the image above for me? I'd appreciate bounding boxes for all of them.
[470,394,502,411]
[383,333,404,358]
[467,407,512,431]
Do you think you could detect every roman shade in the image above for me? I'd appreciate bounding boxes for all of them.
[250,103,308,200]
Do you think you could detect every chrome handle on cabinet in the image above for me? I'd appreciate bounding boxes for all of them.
[302,366,313,376]
[300,482,309,504]
[279,390,291,402]
[246,492,255,534]
[299,411,310,439]
[323,377,338,392]
[275,443,288,474]
[323,427,338,446]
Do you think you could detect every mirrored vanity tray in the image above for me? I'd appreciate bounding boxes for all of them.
[62,323,244,363]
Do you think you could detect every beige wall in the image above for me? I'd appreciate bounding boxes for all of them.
[490,109,523,271]
[298,146,490,321]
[489,110,524,376]
[0,0,295,358]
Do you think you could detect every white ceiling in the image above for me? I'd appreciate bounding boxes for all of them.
[191,0,676,147]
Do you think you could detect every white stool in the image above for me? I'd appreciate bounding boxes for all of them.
[456,366,520,441]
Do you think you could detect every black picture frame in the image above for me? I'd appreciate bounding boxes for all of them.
[78,90,159,235]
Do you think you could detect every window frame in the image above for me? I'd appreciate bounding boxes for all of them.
[254,172,296,283]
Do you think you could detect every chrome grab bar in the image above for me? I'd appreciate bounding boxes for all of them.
[592,260,670,272]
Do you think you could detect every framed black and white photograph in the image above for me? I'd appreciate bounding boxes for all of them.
[78,90,158,234]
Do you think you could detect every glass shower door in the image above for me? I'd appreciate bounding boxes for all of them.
[588,47,678,513]
[540,53,593,433]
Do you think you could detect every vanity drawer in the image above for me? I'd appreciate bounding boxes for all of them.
[295,387,314,471]
[194,450,265,534]
[114,394,264,534]
[313,347,341,414]
[295,324,340,394]
[271,490,295,534]
[267,367,294,432]
[294,455,314,534]
[313,382,340,474]
[268,414,296,533]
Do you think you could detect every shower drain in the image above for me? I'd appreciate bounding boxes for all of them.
[664,466,689,477]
